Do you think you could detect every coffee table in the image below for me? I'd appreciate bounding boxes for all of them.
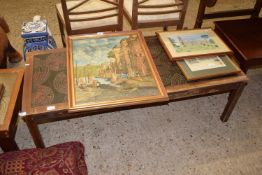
[0,68,24,152]
[22,37,248,148]
[214,18,262,73]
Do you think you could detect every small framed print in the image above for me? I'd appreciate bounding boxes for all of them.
[184,56,226,72]
[157,28,232,61]
[176,55,241,81]
[67,31,168,112]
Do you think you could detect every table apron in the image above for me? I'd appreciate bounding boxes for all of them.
[168,82,240,101]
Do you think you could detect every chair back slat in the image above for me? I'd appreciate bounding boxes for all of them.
[194,0,262,28]
[138,9,182,16]
[70,13,118,22]
[204,9,255,19]
[68,0,89,12]
[139,2,184,8]
[100,0,118,6]
[130,0,188,29]
[60,0,123,34]
[138,0,149,5]
[69,7,118,15]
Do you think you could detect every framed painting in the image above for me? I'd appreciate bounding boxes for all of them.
[0,68,24,133]
[176,54,241,81]
[67,31,168,112]
[157,28,232,61]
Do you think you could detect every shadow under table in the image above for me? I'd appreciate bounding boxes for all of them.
[22,37,248,148]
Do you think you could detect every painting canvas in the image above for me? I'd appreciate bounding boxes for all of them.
[157,29,232,61]
[67,31,168,111]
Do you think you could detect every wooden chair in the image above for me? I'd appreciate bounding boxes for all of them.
[194,0,262,28]
[56,0,124,46]
[124,0,189,30]
[194,0,262,73]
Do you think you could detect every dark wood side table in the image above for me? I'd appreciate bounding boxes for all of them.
[0,68,24,152]
[214,18,262,73]
[22,38,248,148]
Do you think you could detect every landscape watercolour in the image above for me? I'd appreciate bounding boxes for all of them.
[168,34,219,53]
[157,29,232,61]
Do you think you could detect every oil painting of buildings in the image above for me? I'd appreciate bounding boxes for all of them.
[68,32,167,111]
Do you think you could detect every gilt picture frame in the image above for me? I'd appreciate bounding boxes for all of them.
[67,31,168,112]
[157,28,232,61]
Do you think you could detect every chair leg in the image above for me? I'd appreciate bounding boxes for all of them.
[0,138,19,152]
[6,41,22,63]
[176,19,185,30]
[0,52,7,69]
[131,24,138,30]
[240,65,248,74]
[56,13,66,48]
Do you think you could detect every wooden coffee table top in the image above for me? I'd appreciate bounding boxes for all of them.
[214,18,262,65]
[22,37,248,116]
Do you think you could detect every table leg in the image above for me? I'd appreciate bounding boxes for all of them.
[23,116,45,148]
[221,83,246,122]
[239,64,248,74]
[0,138,19,152]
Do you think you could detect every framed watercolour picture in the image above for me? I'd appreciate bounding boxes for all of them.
[176,55,241,81]
[67,31,168,112]
[157,28,232,61]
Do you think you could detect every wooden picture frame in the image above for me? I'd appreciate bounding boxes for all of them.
[157,28,232,61]
[0,68,24,133]
[67,31,168,112]
[0,83,4,102]
[176,54,241,81]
